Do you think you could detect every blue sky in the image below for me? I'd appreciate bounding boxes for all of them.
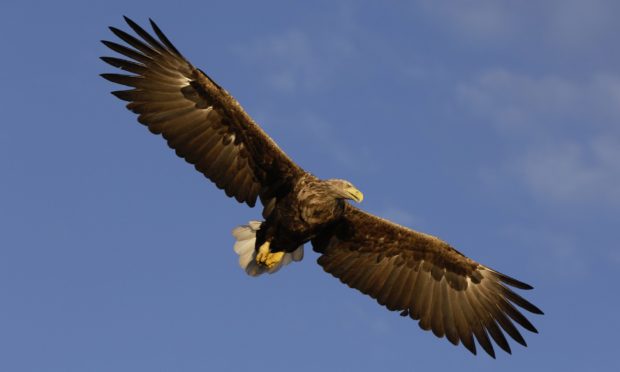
[1,0,619,371]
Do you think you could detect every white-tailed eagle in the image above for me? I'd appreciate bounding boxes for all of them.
[101,17,543,358]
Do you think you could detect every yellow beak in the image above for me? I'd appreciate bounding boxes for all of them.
[345,187,364,203]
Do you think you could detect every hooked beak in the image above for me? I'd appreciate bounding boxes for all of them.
[345,186,364,203]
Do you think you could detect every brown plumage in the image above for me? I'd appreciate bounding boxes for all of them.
[101,17,303,209]
[101,17,542,358]
[312,205,542,357]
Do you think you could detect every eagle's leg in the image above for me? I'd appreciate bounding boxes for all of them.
[256,241,285,269]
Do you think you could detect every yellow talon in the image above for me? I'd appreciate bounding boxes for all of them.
[256,241,285,269]
[264,251,285,269]
[256,241,271,263]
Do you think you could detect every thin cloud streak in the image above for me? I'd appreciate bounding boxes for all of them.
[498,225,588,279]
[457,69,620,205]
[230,26,357,93]
[514,138,620,204]
[416,0,619,50]
[456,69,620,133]
[417,0,518,43]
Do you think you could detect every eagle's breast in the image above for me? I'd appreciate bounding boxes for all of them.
[295,176,345,227]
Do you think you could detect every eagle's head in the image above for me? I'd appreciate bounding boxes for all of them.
[325,179,364,203]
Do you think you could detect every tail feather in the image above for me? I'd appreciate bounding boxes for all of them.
[232,221,303,277]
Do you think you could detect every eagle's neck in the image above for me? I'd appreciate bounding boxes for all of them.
[296,176,346,226]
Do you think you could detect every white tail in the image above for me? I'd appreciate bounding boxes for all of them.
[232,221,303,276]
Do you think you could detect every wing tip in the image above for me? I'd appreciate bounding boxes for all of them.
[110,90,134,101]
[100,73,127,84]
[529,305,544,316]
[503,277,534,290]
[490,269,534,290]
[464,343,477,356]
[99,72,113,81]
[148,18,183,58]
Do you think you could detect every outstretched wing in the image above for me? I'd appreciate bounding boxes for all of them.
[312,205,543,358]
[101,17,303,209]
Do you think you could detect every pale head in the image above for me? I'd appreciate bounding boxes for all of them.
[324,179,364,203]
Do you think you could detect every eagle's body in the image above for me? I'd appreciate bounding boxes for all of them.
[101,17,543,358]
[259,175,351,253]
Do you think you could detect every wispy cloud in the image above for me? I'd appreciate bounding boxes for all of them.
[227,3,378,173]
[229,12,358,93]
[294,111,373,171]
[457,69,620,204]
[251,109,377,173]
[514,137,620,204]
[456,69,620,133]
[456,70,580,132]
[498,225,588,279]
[547,0,616,48]
[417,0,517,43]
[416,0,619,49]
[231,30,324,92]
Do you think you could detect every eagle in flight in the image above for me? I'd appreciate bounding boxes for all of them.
[101,17,543,358]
